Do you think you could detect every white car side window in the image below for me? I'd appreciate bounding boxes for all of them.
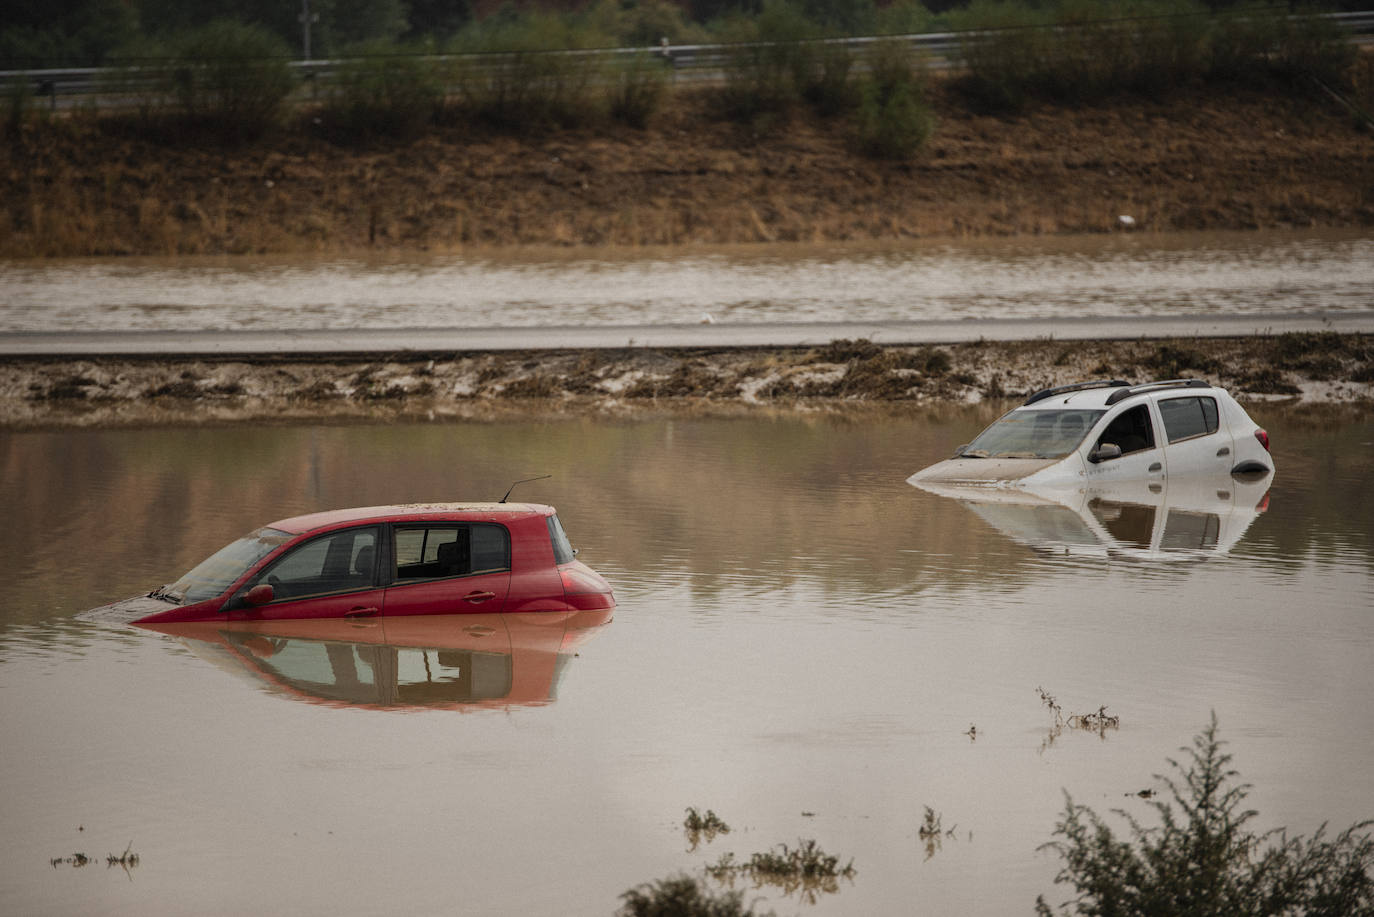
[1159,397,1220,443]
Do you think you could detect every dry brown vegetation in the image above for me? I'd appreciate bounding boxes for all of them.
[4,333,1370,429]
[3,80,1372,258]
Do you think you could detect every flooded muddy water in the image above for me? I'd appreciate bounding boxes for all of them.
[3,229,1373,333]
[1,406,1372,916]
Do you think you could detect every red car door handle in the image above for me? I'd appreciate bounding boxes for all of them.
[464,590,496,603]
[345,606,379,617]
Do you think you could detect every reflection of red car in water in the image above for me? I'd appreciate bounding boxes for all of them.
[137,611,612,711]
[88,502,614,625]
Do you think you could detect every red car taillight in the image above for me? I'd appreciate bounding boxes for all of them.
[560,565,615,611]
[1254,429,1270,452]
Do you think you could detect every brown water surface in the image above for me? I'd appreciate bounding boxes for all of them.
[3,230,1372,333]
[1,406,1371,915]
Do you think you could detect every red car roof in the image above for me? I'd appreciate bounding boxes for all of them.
[268,502,554,535]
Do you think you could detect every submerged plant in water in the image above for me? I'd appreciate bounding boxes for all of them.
[919,806,960,861]
[708,839,855,905]
[684,807,731,850]
[1038,687,1120,750]
[1037,714,1374,916]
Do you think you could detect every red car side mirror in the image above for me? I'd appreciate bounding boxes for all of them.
[245,584,275,606]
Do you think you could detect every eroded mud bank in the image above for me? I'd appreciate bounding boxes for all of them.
[4,333,1370,429]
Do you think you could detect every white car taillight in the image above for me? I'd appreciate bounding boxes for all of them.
[1254,429,1270,452]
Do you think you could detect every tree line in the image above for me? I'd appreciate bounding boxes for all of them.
[2,0,1359,69]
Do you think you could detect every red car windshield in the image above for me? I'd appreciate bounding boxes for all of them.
[167,527,292,603]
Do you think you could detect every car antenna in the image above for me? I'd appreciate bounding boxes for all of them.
[500,474,551,503]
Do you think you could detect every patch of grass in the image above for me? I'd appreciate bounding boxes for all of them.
[1036,714,1374,916]
[499,374,561,398]
[835,352,921,398]
[1268,332,1370,380]
[290,381,341,402]
[1142,343,1221,377]
[1232,368,1301,396]
[626,363,726,399]
[144,379,201,398]
[811,338,882,363]
[34,374,99,400]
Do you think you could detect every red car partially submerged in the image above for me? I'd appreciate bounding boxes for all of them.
[105,502,614,624]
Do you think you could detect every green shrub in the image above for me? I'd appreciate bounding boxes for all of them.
[584,0,707,47]
[1205,3,1353,85]
[953,0,1355,110]
[855,40,935,159]
[951,0,1049,112]
[609,52,669,128]
[1037,714,1374,916]
[1265,5,1356,87]
[321,41,443,139]
[804,40,858,116]
[875,0,936,36]
[715,0,824,123]
[153,21,295,140]
[5,74,32,136]
[448,13,609,130]
[1124,4,1208,95]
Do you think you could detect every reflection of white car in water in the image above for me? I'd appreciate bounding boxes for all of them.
[913,469,1273,561]
[908,379,1273,489]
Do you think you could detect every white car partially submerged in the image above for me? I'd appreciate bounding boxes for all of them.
[908,379,1273,490]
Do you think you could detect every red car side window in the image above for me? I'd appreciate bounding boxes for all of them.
[394,524,510,581]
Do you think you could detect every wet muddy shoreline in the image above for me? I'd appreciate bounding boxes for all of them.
[4,332,1370,429]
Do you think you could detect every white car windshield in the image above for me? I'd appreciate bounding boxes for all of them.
[961,409,1105,459]
[165,527,292,603]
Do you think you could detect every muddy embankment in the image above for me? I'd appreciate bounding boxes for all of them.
[3,81,1373,257]
[4,333,1371,429]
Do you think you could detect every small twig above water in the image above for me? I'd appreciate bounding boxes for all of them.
[49,841,139,875]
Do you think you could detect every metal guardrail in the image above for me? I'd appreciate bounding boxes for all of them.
[4,9,1372,107]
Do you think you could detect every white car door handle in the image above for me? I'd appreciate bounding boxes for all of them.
[1217,446,1231,456]
[1149,462,1163,472]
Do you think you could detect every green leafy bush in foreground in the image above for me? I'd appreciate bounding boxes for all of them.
[1037,714,1374,916]
[618,875,765,917]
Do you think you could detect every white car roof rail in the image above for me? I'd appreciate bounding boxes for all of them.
[1103,379,1211,405]
[1023,379,1130,405]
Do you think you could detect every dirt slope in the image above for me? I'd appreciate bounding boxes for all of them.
[3,83,1371,257]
